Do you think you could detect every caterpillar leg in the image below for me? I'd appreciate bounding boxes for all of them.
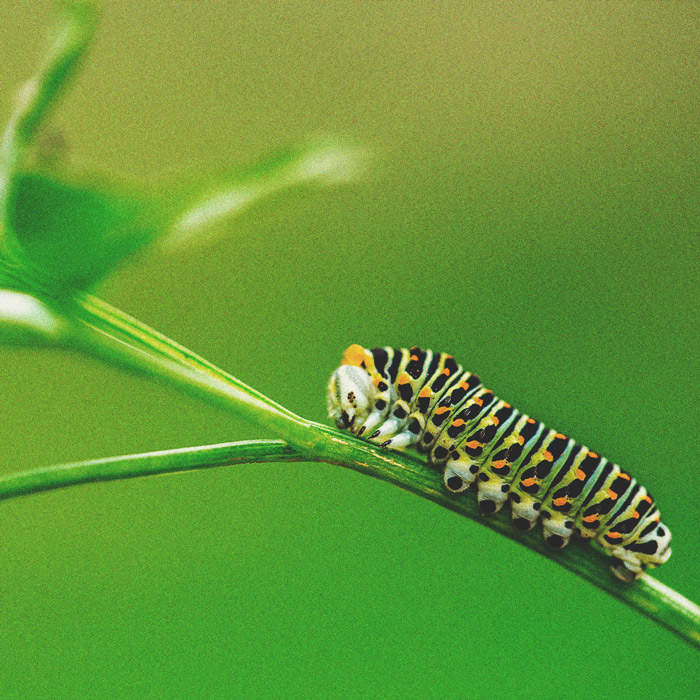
[476,474,510,515]
[374,428,419,451]
[610,559,644,582]
[540,511,575,550]
[604,542,672,582]
[366,401,413,445]
[379,411,427,451]
[355,390,392,436]
[508,493,539,532]
[442,458,479,494]
[366,415,403,444]
[357,393,394,437]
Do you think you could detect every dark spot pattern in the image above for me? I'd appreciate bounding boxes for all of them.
[447,475,464,491]
[479,500,496,515]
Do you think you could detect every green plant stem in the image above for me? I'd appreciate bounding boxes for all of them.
[0,440,304,500]
[40,294,700,650]
[69,292,325,449]
[2,436,699,650]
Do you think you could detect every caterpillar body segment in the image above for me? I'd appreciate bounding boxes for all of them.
[327,345,672,582]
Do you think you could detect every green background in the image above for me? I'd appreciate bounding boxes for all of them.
[0,2,698,698]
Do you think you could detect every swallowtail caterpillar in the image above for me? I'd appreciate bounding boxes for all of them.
[327,345,672,581]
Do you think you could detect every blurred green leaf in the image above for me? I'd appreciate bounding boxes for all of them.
[0,1,98,254]
[3,138,361,293]
[6,171,164,293]
[159,139,363,251]
[0,2,360,296]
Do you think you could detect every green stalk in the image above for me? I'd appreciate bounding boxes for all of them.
[2,435,699,650]
[0,440,304,500]
[28,292,695,651]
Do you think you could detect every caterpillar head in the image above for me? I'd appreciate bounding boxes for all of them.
[327,346,376,431]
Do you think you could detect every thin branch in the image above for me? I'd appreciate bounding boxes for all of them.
[0,439,305,501]
[58,295,700,651]
[3,435,699,650]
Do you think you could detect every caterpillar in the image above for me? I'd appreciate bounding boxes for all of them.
[327,344,672,581]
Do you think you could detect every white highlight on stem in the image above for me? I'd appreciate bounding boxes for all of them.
[0,290,67,344]
[164,143,364,251]
[640,574,700,623]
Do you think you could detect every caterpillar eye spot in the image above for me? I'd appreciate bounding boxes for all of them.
[327,345,671,581]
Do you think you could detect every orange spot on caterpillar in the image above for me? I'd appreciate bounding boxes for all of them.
[619,472,631,480]
[643,495,653,504]
[492,460,507,470]
[473,397,484,407]
[441,368,451,376]
[503,403,511,409]
[410,354,419,362]
[398,373,411,385]
[554,497,568,507]
[608,490,618,500]
[554,433,567,440]
[459,381,470,390]
[588,452,598,459]
[452,419,465,428]
[522,477,536,487]
[633,511,640,519]
[435,406,450,415]
[583,514,598,523]
[342,344,367,367]
[419,387,431,398]
[467,441,480,449]
[576,469,586,480]
[543,451,553,462]
[517,435,525,445]
[492,417,500,426]
[607,532,622,541]
[527,418,536,424]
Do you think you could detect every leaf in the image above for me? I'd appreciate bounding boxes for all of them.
[0,2,361,295]
[0,1,98,245]
[6,171,165,293]
[159,139,363,251]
